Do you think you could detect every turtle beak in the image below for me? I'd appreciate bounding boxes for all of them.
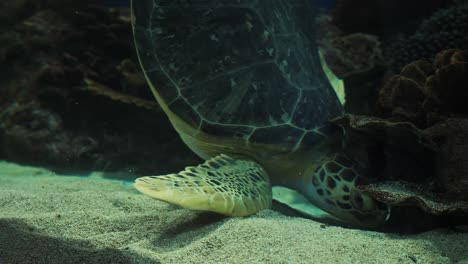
[347,190,391,228]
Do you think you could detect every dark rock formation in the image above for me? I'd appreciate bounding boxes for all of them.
[0,3,200,175]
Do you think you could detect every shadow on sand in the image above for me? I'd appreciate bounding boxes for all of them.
[0,219,156,264]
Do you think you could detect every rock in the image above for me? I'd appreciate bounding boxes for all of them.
[424,118,468,198]
[333,114,468,228]
[322,33,385,79]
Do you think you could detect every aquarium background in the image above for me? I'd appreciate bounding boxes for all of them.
[0,0,203,178]
[0,0,467,263]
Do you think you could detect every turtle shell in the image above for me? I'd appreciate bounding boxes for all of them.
[131,0,343,149]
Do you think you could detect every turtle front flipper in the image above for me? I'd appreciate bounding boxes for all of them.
[135,154,272,216]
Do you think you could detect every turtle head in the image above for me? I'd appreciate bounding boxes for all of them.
[303,153,390,228]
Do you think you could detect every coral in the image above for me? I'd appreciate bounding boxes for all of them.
[333,114,468,229]
[378,60,434,126]
[337,48,468,224]
[333,49,468,227]
[418,5,468,36]
[424,49,468,116]
[378,49,468,127]
[388,6,468,70]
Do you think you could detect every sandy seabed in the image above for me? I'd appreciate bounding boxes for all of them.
[0,161,467,264]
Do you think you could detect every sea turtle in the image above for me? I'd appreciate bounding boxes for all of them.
[131,0,390,228]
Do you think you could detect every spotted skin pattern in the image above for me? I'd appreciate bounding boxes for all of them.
[309,154,389,226]
[135,154,272,216]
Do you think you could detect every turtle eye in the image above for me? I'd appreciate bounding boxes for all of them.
[350,192,364,210]
[350,190,387,215]
[350,191,378,212]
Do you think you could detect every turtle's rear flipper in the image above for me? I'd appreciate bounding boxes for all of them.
[135,154,272,216]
